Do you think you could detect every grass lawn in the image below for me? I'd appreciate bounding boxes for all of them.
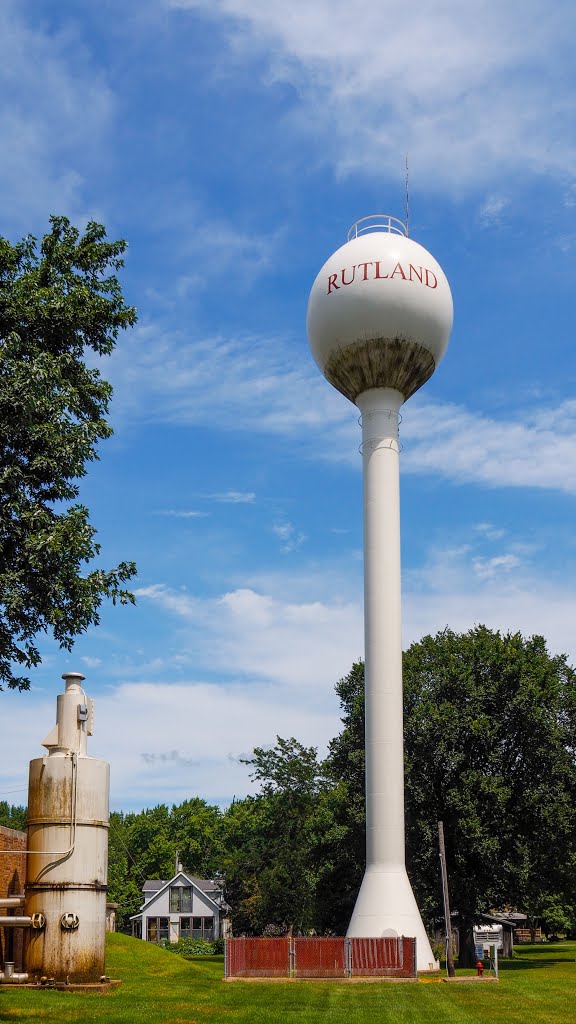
[0,935,575,1024]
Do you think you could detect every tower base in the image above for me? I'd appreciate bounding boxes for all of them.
[347,866,437,972]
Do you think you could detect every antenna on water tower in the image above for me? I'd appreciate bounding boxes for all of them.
[405,154,410,236]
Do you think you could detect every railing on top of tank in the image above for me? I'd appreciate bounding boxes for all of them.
[347,215,407,241]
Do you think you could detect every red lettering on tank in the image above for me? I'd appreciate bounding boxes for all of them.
[357,262,374,280]
[341,266,356,286]
[425,269,438,289]
[327,273,339,294]
[390,262,407,280]
[408,264,423,283]
[375,262,389,279]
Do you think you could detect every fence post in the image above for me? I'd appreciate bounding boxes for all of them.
[289,936,295,978]
[224,938,228,979]
[345,937,352,978]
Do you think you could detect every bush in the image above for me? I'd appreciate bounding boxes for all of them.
[212,938,225,954]
[164,938,217,957]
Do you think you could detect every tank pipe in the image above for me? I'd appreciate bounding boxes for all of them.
[0,752,78,863]
[0,897,24,908]
[0,917,32,927]
[0,971,29,983]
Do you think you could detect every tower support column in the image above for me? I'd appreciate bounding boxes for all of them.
[346,387,435,971]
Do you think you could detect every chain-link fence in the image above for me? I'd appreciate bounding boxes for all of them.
[225,935,416,979]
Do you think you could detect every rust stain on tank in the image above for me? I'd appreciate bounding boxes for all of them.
[28,772,72,820]
[324,336,436,403]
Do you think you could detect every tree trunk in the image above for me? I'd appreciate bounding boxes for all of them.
[458,919,477,968]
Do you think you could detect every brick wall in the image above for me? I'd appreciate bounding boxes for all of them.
[0,825,27,971]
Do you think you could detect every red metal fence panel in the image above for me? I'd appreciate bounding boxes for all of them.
[294,937,347,978]
[349,936,415,977]
[225,937,290,977]
[225,935,417,979]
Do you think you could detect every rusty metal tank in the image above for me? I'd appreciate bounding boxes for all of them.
[24,673,109,983]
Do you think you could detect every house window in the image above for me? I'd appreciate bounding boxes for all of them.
[185,916,214,939]
[147,917,169,943]
[170,886,192,913]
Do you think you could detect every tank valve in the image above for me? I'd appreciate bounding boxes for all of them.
[60,913,80,931]
[31,913,46,930]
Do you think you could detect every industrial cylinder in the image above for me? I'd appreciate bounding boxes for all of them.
[24,673,109,984]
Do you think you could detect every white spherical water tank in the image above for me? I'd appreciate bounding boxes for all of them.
[307,215,453,404]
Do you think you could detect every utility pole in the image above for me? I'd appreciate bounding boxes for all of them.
[438,821,455,978]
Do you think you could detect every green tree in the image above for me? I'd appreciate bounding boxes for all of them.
[222,737,332,934]
[0,801,27,832]
[528,894,574,940]
[0,216,137,691]
[327,628,576,965]
[321,661,367,931]
[107,811,146,931]
[169,797,224,879]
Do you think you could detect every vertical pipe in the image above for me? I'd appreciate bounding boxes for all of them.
[359,387,405,871]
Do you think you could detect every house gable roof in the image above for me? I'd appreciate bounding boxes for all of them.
[136,871,223,915]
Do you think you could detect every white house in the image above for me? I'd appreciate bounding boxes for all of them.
[130,870,229,943]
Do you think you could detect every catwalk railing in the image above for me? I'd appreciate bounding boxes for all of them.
[224,936,417,979]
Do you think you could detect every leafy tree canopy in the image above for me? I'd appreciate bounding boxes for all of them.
[329,626,576,963]
[0,801,27,832]
[0,216,137,690]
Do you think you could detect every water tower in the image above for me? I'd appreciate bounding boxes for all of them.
[307,215,453,971]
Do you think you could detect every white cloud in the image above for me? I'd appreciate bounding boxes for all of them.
[478,194,510,227]
[135,583,363,691]
[166,0,575,189]
[174,220,282,295]
[403,398,576,494]
[210,491,256,504]
[404,545,576,666]
[0,3,114,229]
[472,553,521,579]
[272,520,306,553]
[80,655,103,669]
[106,324,576,495]
[159,510,209,518]
[474,522,506,541]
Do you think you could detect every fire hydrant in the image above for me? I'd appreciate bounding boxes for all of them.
[476,960,484,977]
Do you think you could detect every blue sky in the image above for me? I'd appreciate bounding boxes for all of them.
[1,0,576,812]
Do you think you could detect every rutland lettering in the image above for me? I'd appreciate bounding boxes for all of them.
[327,273,339,294]
[358,261,374,280]
[326,261,439,295]
[389,262,406,280]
